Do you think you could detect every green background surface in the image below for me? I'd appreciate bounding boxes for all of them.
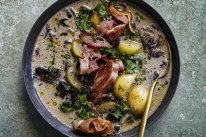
[0,0,205,137]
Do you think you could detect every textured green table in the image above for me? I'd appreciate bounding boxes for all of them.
[0,0,205,137]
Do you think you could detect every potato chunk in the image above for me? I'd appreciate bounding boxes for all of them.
[90,12,100,25]
[113,74,137,99]
[118,39,142,55]
[98,101,116,113]
[72,40,83,57]
[127,86,149,115]
[66,64,83,89]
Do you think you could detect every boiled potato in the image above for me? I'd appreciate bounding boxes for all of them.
[90,12,100,25]
[118,39,142,55]
[72,40,83,57]
[127,86,149,116]
[66,65,83,89]
[113,74,137,99]
[98,101,116,113]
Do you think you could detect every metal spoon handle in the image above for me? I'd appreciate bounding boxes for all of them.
[138,78,158,137]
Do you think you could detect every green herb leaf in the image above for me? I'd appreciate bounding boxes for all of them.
[64,54,70,59]
[109,102,130,120]
[46,42,53,50]
[77,39,83,43]
[93,35,97,42]
[118,122,123,127]
[66,85,71,91]
[60,101,73,112]
[53,67,60,73]
[118,85,124,91]
[123,28,140,41]
[135,77,146,82]
[48,66,53,72]
[75,7,93,31]
[110,109,122,119]
[76,125,82,130]
[50,55,56,66]
[99,48,117,56]
[95,1,112,20]
[135,12,145,21]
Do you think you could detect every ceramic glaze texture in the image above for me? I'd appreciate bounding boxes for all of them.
[0,0,205,137]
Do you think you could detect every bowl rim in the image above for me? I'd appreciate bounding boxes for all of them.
[22,0,180,136]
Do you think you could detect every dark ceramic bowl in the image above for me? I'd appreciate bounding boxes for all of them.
[22,0,180,136]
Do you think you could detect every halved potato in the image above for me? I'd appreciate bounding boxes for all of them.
[98,101,116,113]
[118,39,142,55]
[90,12,100,25]
[127,85,149,116]
[72,40,83,57]
[113,74,137,99]
[66,64,83,89]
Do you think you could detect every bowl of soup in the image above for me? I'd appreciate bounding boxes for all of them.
[23,0,180,136]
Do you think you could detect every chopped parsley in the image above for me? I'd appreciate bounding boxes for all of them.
[46,42,53,50]
[95,1,112,20]
[123,28,140,41]
[135,12,145,22]
[75,7,93,31]
[64,54,70,59]
[76,125,82,130]
[60,94,95,120]
[50,55,55,66]
[66,85,71,91]
[109,102,130,120]
[117,52,144,74]
[48,65,53,72]
[118,85,124,91]
[93,35,97,42]
[77,39,83,43]
[135,77,146,82]
[110,0,120,11]
[99,48,116,56]
[60,100,74,112]
[99,48,145,74]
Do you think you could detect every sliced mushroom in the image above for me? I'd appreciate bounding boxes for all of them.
[34,66,61,84]
[139,24,165,48]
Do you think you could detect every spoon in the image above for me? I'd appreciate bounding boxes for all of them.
[137,42,171,137]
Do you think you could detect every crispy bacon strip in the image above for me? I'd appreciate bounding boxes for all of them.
[88,91,109,104]
[109,5,135,33]
[79,33,112,49]
[79,46,101,75]
[106,24,126,41]
[95,20,116,36]
[118,59,125,72]
[91,60,119,92]
[73,118,113,137]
